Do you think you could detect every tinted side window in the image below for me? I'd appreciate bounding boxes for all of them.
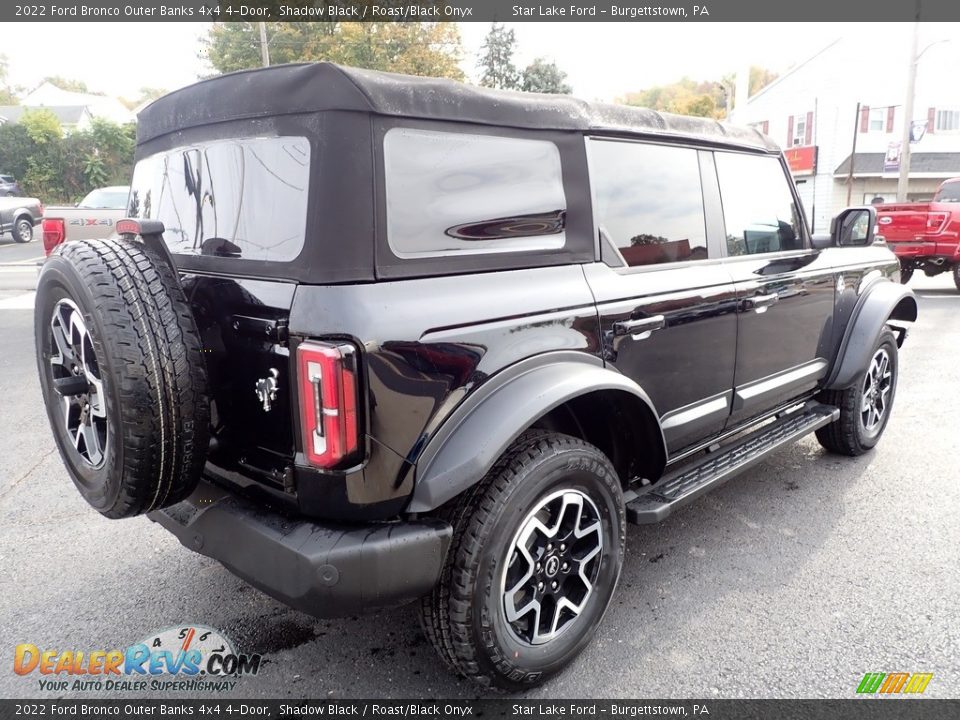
[127,136,310,262]
[715,152,804,256]
[589,139,707,267]
[383,128,566,258]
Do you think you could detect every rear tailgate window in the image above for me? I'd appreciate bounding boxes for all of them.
[127,136,310,262]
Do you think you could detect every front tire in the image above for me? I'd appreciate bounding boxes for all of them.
[14,217,33,243]
[419,430,625,690]
[953,264,960,292]
[816,328,898,456]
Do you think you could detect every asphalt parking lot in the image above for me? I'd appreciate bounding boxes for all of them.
[1,241,958,700]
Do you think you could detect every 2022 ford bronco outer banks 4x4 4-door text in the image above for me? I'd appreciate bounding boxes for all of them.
[34,63,917,690]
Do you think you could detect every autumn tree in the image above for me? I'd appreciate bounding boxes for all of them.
[521,58,572,94]
[622,78,724,118]
[477,23,519,90]
[202,22,463,80]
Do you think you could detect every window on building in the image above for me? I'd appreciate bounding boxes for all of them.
[869,108,886,132]
[589,139,708,267]
[383,128,567,258]
[715,151,804,256]
[791,114,806,146]
[934,109,960,132]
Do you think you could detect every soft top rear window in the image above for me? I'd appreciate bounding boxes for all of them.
[127,136,310,262]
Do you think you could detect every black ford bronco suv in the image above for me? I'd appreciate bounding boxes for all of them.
[34,63,917,690]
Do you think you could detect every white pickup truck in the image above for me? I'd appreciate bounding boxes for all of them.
[41,186,129,254]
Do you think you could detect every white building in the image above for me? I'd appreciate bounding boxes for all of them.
[20,82,134,125]
[731,33,960,233]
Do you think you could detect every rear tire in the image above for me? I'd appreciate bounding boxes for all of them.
[34,238,210,518]
[14,216,33,243]
[816,328,898,456]
[419,430,625,690]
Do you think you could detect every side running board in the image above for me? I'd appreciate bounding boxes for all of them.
[627,402,839,525]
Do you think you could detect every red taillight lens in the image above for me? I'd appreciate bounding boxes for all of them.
[926,212,948,233]
[42,218,65,255]
[297,341,360,469]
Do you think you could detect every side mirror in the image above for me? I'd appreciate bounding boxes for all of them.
[830,206,877,247]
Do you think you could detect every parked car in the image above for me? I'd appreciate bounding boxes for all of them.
[0,174,23,196]
[0,196,43,243]
[876,177,960,290]
[33,64,917,690]
[41,185,130,255]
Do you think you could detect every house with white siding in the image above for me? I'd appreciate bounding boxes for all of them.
[731,34,960,233]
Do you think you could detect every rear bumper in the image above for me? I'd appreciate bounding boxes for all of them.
[148,480,452,618]
[889,237,960,261]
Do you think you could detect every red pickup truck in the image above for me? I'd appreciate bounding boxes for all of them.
[877,178,960,289]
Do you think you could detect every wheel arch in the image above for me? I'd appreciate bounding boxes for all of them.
[825,280,917,390]
[407,352,666,513]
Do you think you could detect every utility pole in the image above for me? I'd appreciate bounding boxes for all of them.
[847,102,859,206]
[259,22,270,67]
[897,21,920,202]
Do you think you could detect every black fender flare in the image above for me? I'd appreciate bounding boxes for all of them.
[407,351,665,513]
[825,279,917,390]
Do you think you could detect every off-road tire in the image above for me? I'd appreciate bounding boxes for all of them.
[816,328,898,456]
[14,216,33,243]
[35,237,209,518]
[418,430,625,690]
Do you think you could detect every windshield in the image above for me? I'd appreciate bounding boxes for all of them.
[934,181,960,203]
[80,188,130,209]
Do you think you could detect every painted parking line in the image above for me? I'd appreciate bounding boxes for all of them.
[0,291,36,310]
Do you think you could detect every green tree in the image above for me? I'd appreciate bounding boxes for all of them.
[20,109,62,144]
[0,54,17,104]
[42,76,103,95]
[477,23,519,90]
[202,22,463,80]
[520,58,572,94]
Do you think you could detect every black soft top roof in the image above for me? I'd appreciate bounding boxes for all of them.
[138,62,778,153]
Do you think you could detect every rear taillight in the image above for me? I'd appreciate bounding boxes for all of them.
[42,218,65,255]
[297,341,360,469]
[38,203,44,217]
[926,212,948,233]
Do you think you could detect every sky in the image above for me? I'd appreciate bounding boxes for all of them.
[3,22,953,103]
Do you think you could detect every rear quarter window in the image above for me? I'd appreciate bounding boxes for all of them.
[127,136,310,262]
[383,128,567,258]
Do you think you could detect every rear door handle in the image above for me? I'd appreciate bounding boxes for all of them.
[748,293,779,313]
[612,315,665,340]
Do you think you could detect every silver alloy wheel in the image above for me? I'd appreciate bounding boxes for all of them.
[17,219,32,242]
[501,489,604,646]
[860,347,892,436]
[49,299,107,467]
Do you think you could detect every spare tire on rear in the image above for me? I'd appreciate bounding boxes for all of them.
[34,237,209,518]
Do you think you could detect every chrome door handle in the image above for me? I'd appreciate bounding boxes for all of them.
[749,293,779,312]
[612,315,665,340]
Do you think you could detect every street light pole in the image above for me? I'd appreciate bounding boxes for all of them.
[897,21,919,202]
